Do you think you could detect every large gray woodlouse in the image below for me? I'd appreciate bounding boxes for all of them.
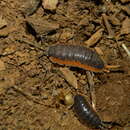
[48,44,105,72]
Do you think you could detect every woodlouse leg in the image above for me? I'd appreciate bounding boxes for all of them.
[100,121,122,130]
[86,71,96,111]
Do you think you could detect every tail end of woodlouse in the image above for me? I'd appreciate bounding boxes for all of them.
[99,121,122,130]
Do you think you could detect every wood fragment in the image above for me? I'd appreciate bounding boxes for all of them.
[43,0,58,10]
[0,15,7,29]
[0,60,5,71]
[102,13,115,39]
[94,47,104,56]
[121,44,130,59]
[86,71,96,111]
[0,26,16,37]
[60,67,78,89]
[107,15,120,26]
[121,5,130,16]
[16,38,46,51]
[26,17,59,37]
[120,17,130,35]
[84,29,103,47]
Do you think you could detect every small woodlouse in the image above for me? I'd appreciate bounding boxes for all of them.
[48,44,105,72]
[74,95,122,129]
[73,95,121,130]
[74,95,104,129]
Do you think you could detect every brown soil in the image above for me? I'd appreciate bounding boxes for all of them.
[0,0,130,130]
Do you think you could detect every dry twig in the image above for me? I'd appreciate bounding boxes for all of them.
[86,71,96,111]
[102,13,115,39]
[84,29,103,47]
[122,44,130,59]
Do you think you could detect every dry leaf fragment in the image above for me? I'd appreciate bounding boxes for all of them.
[94,47,104,56]
[26,17,59,37]
[60,67,78,89]
[0,79,12,94]
[43,0,58,10]
[0,26,16,37]
[102,13,115,39]
[0,15,7,29]
[120,17,130,35]
[121,6,130,16]
[0,60,5,71]
[84,29,103,47]
[108,15,120,26]
[22,0,41,16]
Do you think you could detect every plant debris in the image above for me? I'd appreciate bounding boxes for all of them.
[43,0,58,10]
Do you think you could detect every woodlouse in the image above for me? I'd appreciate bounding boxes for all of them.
[73,95,121,129]
[74,95,104,129]
[48,44,105,72]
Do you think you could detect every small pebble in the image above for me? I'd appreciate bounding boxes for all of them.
[64,93,74,106]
